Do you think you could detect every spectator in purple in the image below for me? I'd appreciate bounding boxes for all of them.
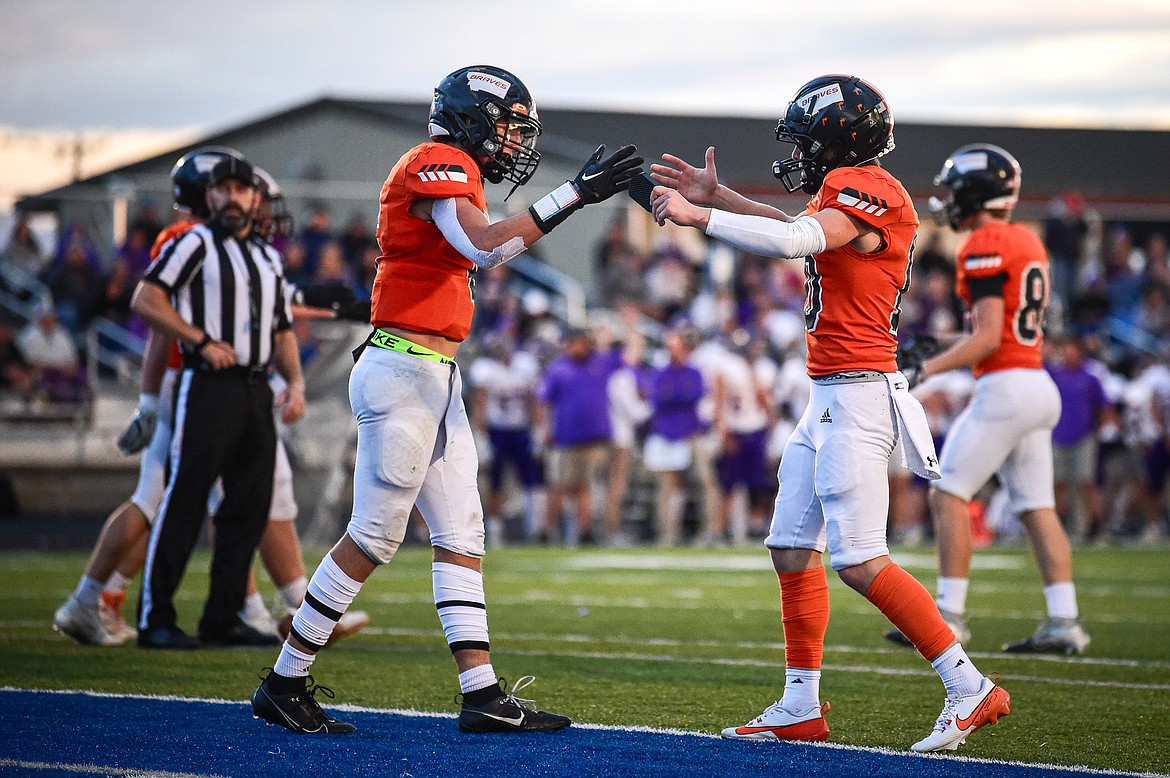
[43,243,102,334]
[536,327,616,545]
[1046,334,1112,540]
[643,326,718,545]
[117,225,154,281]
[297,205,333,275]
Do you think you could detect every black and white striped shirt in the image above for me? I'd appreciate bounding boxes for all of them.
[144,223,292,368]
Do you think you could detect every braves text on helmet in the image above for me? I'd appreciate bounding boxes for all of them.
[929,143,1022,230]
[428,65,542,186]
[772,74,895,195]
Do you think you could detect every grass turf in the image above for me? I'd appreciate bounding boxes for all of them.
[2,544,1168,773]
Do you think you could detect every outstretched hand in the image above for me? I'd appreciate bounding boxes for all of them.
[650,146,719,206]
[650,186,708,230]
[573,144,644,204]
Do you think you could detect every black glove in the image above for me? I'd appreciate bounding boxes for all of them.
[896,335,942,389]
[335,298,372,323]
[572,144,643,204]
[293,282,357,311]
[529,144,643,233]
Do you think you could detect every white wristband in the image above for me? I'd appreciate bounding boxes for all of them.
[138,393,160,414]
[706,210,827,259]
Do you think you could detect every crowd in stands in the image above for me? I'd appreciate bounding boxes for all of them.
[1,193,1167,544]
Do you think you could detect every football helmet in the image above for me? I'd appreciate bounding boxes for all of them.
[773,74,895,194]
[428,65,542,186]
[929,143,1021,230]
[254,166,294,241]
[170,146,244,218]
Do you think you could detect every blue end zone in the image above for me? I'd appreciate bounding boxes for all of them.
[0,690,1132,778]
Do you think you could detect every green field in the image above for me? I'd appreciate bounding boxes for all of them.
[4,544,1169,774]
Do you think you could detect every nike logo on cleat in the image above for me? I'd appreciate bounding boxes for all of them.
[479,711,526,726]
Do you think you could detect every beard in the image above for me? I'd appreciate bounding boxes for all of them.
[213,204,251,233]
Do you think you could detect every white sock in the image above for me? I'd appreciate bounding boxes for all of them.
[458,663,498,694]
[935,577,969,615]
[104,571,131,595]
[242,591,268,621]
[273,642,316,679]
[291,554,362,649]
[74,576,103,607]
[433,562,490,652]
[278,576,309,613]
[1044,582,1079,619]
[931,643,983,698]
[781,667,820,711]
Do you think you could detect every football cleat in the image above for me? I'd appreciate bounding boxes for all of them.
[721,701,830,742]
[1003,617,1090,655]
[911,675,1010,752]
[886,608,970,647]
[251,669,356,734]
[53,596,118,646]
[457,676,571,733]
[99,591,137,644]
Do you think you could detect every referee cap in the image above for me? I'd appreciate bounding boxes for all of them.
[206,156,257,188]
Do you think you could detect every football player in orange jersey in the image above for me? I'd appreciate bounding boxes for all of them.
[252,65,641,735]
[886,144,1089,656]
[651,75,1009,753]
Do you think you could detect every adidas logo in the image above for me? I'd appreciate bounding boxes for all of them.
[955,659,966,668]
[820,408,832,424]
[792,678,804,684]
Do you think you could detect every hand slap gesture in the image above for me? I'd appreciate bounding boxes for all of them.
[650,146,719,206]
[573,144,644,204]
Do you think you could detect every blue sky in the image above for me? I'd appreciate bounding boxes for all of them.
[3,0,1170,132]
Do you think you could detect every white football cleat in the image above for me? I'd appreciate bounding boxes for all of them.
[1003,617,1090,655]
[911,675,1010,752]
[721,701,830,741]
[53,596,119,646]
[99,591,137,644]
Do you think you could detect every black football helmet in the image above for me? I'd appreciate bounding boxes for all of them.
[254,166,294,241]
[773,74,895,194]
[428,65,542,186]
[170,146,244,218]
[929,143,1021,230]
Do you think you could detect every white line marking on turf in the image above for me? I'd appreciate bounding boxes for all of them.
[562,552,1027,571]
[357,626,1170,671]
[0,689,1165,778]
[0,759,227,777]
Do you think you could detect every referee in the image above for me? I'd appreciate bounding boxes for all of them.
[131,155,306,649]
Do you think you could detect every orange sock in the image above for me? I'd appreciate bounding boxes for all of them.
[778,567,830,669]
[865,563,954,661]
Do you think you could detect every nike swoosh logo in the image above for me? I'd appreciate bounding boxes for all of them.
[479,711,525,726]
[954,688,1002,731]
[581,171,604,181]
[405,346,429,356]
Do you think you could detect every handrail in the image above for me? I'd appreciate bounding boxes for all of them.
[85,317,145,387]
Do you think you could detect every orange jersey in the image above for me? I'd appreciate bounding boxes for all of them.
[371,142,486,342]
[149,219,198,369]
[802,166,919,376]
[150,218,198,261]
[954,221,1048,377]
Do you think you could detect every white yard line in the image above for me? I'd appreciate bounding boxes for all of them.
[0,759,227,778]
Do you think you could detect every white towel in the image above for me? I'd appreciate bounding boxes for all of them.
[886,372,942,480]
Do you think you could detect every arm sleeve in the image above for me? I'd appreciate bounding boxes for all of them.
[967,272,1008,301]
[432,197,527,269]
[705,210,826,259]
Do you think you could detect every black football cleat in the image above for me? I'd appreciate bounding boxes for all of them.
[137,625,201,650]
[457,676,571,733]
[251,669,356,734]
[199,621,280,648]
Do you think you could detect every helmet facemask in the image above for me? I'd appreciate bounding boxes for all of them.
[478,100,542,186]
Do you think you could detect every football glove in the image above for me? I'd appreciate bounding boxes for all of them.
[116,393,160,454]
[896,335,942,390]
[529,144,643,233]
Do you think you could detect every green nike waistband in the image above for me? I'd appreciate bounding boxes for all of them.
[369,329,453,365]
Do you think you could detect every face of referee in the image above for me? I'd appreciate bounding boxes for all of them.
[206,179,259,236]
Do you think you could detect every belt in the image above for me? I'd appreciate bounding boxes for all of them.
[811,370,885,385]
[355,328,453,365]
[218,365,271,383]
